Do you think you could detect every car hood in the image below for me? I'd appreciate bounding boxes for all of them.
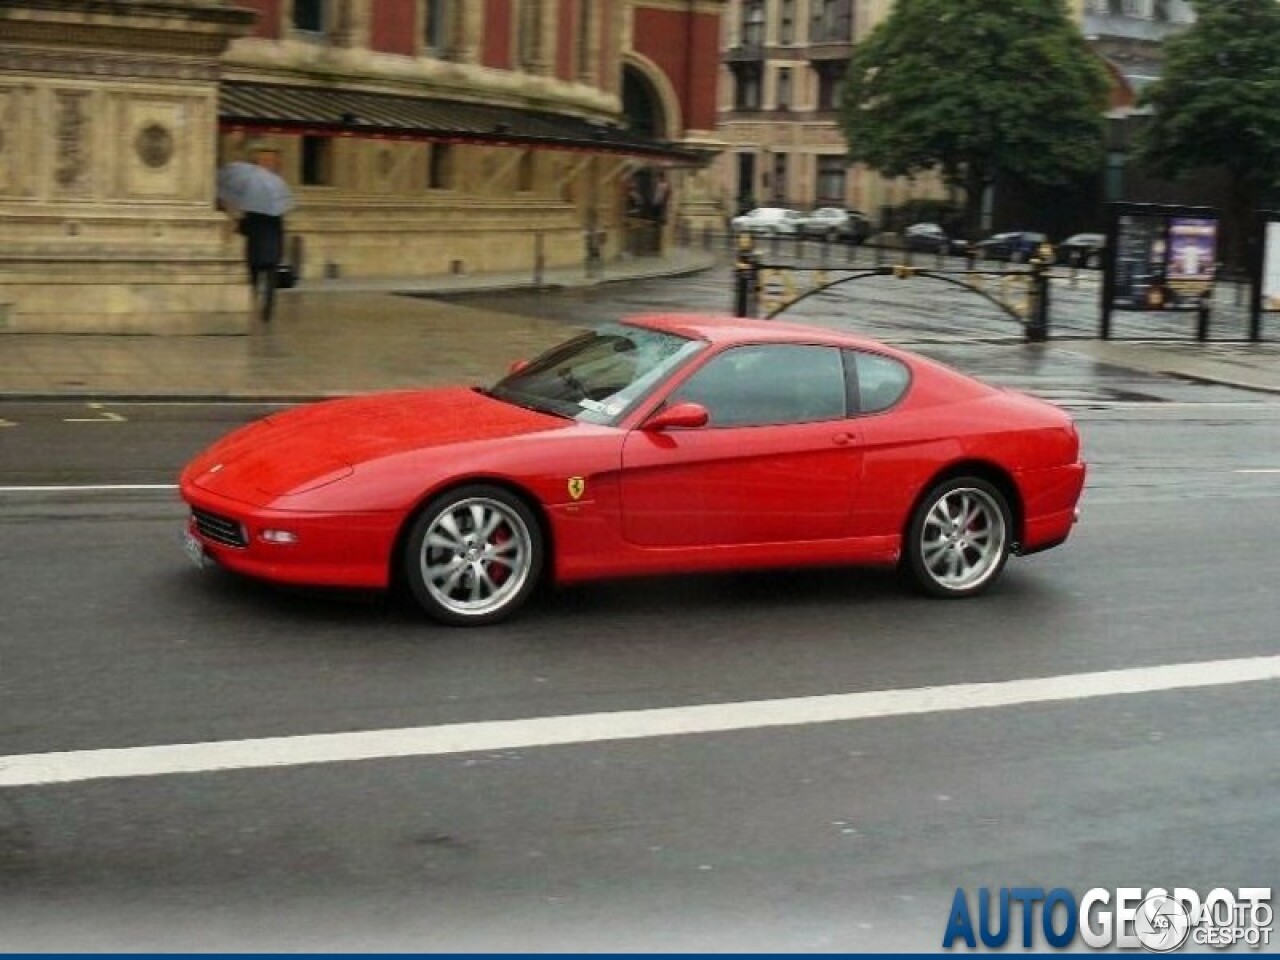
[184,387,568,501]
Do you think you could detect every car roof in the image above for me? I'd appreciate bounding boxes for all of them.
[620,312,907,354]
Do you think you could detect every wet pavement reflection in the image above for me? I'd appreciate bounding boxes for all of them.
[417,264,1277,408]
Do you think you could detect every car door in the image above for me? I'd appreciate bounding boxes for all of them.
[619,344,859,548]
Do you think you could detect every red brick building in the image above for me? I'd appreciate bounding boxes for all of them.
[219,0,728,280]
[0,1,725,333]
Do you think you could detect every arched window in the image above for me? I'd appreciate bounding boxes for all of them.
[423,0,451,55]
[576,0,595,80]
[293,0,326,34]
[519,0,543,71]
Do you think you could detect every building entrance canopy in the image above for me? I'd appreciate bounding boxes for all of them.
[219,82,698,162]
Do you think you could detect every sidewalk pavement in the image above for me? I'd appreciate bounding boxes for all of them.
[1055,339,1280,396]
[1,246,1277,400]
[0,249,716,401]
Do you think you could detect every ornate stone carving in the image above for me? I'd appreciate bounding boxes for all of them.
[135,122,174,169]
[54,90,90,192]
[0,50,218,82]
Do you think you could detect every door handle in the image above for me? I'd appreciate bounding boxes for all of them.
[832,431,857,446]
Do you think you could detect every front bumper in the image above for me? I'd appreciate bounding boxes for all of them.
[180,484,402,589]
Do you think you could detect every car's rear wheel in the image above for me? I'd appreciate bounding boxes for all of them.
[904,477,1011,597]
[404,484,543,626]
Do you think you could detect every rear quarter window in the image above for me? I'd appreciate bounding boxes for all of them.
[847,350,910,413]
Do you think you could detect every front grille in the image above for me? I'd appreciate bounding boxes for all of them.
[192,508,247,548]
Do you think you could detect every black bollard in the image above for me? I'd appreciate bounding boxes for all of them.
[1196,291,1211,341]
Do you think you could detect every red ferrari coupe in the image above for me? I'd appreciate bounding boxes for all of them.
[179,314,1085,625]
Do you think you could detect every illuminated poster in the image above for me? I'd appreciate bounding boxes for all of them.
[1166,217,1217,304]
[1263,221,1280,311]
[1111,214,1165,310]
[1111,213,1219,311]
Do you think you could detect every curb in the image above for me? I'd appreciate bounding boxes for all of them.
[289,255,720,298]
[0,392,370,404]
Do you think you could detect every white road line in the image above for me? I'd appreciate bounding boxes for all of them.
[1235,469,1280,474]
[2,655,1278,788]
[0,484,178,493]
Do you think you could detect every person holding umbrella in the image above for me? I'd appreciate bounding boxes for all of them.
[217,150,294,322]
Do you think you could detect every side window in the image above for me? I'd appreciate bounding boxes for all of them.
[846,350,910,413]
[670,344,846,427]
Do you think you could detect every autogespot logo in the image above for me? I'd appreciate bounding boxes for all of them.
[1134,894,1191,953]
[942,887,1273,951]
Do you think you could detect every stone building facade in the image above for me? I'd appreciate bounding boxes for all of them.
[715,0,1195,229]
[0,0,725,334]
[0,1,256,333]
[716,0,943,225]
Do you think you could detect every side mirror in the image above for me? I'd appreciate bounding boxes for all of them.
[644,402,709,431]
[508,359,530,375]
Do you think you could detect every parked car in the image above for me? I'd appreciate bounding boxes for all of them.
[1058,232,1106,269]
[179,314,1086,625]
[796,207,872,244]
[974,231,1049,262]
[731,207,804,235]
[904,222,965,255]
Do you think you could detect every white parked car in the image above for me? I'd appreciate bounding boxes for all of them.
[731,207,804,235]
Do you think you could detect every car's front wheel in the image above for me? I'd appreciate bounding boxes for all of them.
[903,477,1011,597]
[404,484,543,626]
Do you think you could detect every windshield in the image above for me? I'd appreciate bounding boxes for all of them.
[489,322,705,425]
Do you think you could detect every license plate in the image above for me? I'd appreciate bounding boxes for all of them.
[182,528,208,569]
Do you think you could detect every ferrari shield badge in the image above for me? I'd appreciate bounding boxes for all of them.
[567,476,586,501]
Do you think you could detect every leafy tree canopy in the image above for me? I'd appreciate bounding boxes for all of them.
[840,0,1109,225]
[1137,0,1280,197]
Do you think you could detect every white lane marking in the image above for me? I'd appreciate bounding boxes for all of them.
[79,401,297,407]
[1235,469,1280,474]
[2,655,1278,788]
[64,402,125,423]
[0,484,178,493]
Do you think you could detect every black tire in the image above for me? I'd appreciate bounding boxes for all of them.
[403,484,544,626]
[903,477,1012,598]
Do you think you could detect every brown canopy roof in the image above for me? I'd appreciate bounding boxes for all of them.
[220,81,699,161]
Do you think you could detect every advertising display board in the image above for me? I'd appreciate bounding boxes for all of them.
[1102,203,1220,339]
[1111,212,1165,310]
[1261,221,1280,311]
[1166,217,1218,304]
[1247,212,1280,340]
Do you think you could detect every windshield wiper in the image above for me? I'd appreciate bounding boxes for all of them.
[486,387,572,420]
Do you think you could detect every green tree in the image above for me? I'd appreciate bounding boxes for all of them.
[840,0,1109,233]
[1136,0,1280,263]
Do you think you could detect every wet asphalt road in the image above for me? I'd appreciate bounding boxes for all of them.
[2,273,1279,951]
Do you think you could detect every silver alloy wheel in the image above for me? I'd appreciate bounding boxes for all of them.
[419,496,534,618]
[918,486,1007,592]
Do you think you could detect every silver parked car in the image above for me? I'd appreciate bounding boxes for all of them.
[796,207,872,244]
